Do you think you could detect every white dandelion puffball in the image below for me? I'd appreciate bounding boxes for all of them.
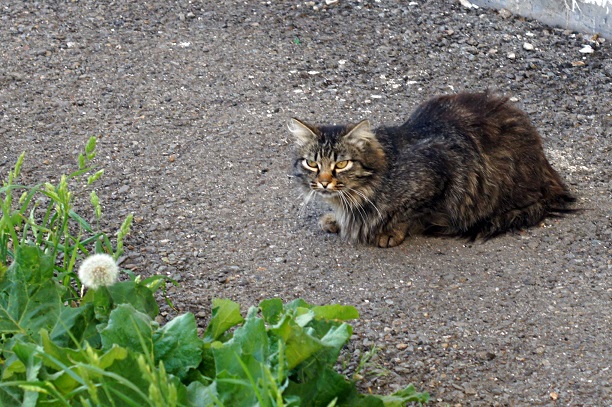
[78,253,119,289]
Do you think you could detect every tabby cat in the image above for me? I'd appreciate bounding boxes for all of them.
[290,91,575,247]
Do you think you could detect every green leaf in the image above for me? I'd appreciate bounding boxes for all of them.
[210,309,276,407]
[285,366,358,407]
[100,304,154,355]
[3,244,54,284]
[0,383,23,407]
[294,307,315,327]
[186,381,221,407]
[203,299,244,342]
[40,329,84,368]
[259,298,284,325]
[106,281,159,319]
[285,298,310,312]
[1,339,27,380]
[212,355,266,407]
[92,285,112,325]
[0,263,7,283]
[230,307,269,363]
[12,342,43,406]
[39,330,131,397]
[270,315,322,370]
[140,274,177,294]
[318,323,353,360]
[376,385,430,406]
[68,210,93,233]
[82,281,159,322]
[312,304,359,321]
[75,349,152,405]
[49,303,99,348]
[0,277,62,342]
[197,343,217,382]
[153,313,203,379]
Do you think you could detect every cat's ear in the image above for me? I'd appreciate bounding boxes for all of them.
[344,120,376,149]
[288,118,317,147]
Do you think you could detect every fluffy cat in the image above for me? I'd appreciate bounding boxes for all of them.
[290,91,575,247]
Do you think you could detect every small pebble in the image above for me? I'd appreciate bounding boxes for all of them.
[507,52,516,59]
[523,42,534,51]
[498,8,512,18]
[579,45,594,54]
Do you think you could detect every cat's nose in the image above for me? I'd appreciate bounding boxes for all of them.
[318,172,333,189]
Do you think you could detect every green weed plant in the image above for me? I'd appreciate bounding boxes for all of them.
[0,141,429,406]
[0,137,132,299]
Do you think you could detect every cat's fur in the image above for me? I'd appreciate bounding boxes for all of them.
[290,91,576,247]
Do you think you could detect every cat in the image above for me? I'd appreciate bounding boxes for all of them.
[290,91,576,247]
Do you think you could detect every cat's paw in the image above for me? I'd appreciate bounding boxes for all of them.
[319,213,340,234]
[376,224,408,248]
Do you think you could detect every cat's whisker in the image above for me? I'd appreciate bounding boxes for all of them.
[337,190,350,213]
[339,194,354,223]
[346,187,384,221]
[337,192,353,222]
[340,190,367,224]
[298,190,316,217]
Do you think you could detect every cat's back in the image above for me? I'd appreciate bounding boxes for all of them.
[384,91,574,238]
[398,92,537,148]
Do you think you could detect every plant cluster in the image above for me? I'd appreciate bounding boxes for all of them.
[0,140,428,406]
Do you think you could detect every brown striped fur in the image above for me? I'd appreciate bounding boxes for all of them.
[290,92,576,247]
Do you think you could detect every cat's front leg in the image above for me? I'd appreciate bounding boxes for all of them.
[376,222,409,248]
[319,213,340,234]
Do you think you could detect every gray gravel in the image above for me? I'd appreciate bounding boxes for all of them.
[1,1,610,405]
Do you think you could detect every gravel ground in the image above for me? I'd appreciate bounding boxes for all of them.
[1,1,610,405]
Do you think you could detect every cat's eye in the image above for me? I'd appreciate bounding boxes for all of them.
[302,159,318,171]
[334,160,352,171]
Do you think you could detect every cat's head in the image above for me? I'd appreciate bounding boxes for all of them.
[289,118,387,205]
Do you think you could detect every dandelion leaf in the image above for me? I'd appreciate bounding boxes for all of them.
[312,304,359,321]
[3,244,54,284]
[100,304,153,354]
[269,314,321,370]
[209,310,275,407]
[376,385,430,405]
[259,297,284,324]
[153,312,202,379]
[106,281,159,319]
[186,381,219,407]
[285,366,362,407]
[0,279,62,341]
[203,298,244,342]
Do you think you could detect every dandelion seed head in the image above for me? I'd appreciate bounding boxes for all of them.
[78,253,119,289]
